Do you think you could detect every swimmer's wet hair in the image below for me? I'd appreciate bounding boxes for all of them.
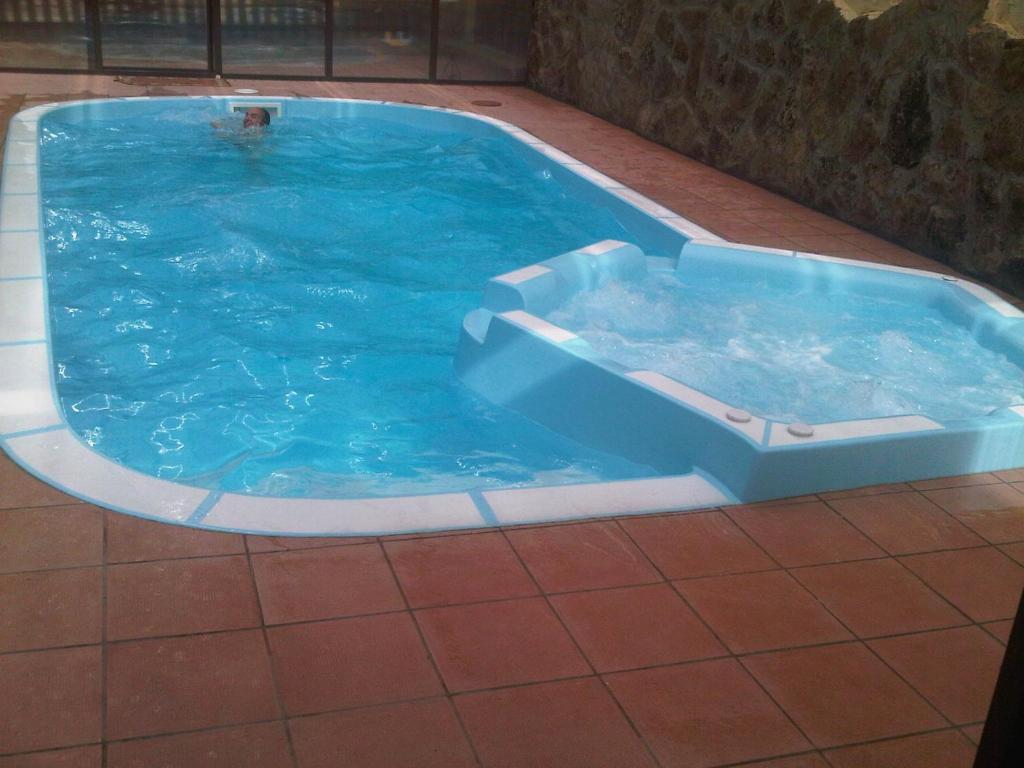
[256,108,271,127]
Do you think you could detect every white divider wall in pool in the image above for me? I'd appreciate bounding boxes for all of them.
[0,96,733,535]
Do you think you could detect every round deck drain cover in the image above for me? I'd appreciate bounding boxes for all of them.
[787,422,815,438]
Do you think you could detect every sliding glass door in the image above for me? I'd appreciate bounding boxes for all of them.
[332,1,431,80]
[98,0,209,70]
[437,0,530,82]
[0,1,533,82]
[221,0,326,77]
[0,1,91,70]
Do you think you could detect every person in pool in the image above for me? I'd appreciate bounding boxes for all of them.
[211,107,271,135]
[242,107,271,130]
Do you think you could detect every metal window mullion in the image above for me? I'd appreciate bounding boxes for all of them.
[86,0,103,71]
[325,0,334,78]
[429,0,440,81]
[208,0,222,74]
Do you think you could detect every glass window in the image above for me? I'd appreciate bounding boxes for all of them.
[0,0,90,70]
[437,0,530,82]
[221,0,325,77]
[333,1,431,80]
[99,0,209,70]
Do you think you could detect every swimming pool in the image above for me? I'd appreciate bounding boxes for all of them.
[3,96,1023,534]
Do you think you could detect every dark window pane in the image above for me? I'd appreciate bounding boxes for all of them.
[99,0,208,70]
[437,0,530,82]
[333,1,431,79]
[221,0,325,77]
[0,0,90,69]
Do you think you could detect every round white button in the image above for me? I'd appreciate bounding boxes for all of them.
[726,408,752,423]
[787,422,815,438]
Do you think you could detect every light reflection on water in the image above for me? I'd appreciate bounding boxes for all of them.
[42,105,665,497]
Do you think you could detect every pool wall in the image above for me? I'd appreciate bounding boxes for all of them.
[0,95,733,535]
[455,239,1024,502]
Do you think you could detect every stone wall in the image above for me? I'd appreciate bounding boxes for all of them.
[529,0,1024,294]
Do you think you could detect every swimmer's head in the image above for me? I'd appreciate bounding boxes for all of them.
[243,107,271,129]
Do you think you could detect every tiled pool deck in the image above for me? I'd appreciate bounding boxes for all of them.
[1,74,1023,767]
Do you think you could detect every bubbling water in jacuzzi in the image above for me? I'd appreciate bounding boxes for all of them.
[547,270,1024,424]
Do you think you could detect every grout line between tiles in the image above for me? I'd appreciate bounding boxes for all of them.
[100,510,109,768]
[499,524,666,767]
[243,535,300,768]
[377,539,486,768]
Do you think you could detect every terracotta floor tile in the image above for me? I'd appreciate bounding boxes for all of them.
[983,619,1013,643]
[105,513,245,563]
[252,543,404,624]
[744,233,805,250]
[824,730,976,768]
[606,658,810,767]
[739,756,829,768]
[747,495,822,508]
[384,532,538,608]
[379,528,489,543]
[787,235,871,259]
[762,221,830,237]
[675,570,851,653]
[910,473,1000,491]
[268,613,441,715]
[827,491,984,555]
[0,746,102,768]
[742,643,945,747]
[818,483,912,500]
[868,626,1004,724]
[899,548,1024,622]
[994,468,1024,482]
[246,534,374,552]
[619,511,776,578]
[456,678,655,768]
[791,559,969,638]
[291,699,476,768]
[708,221,772,240]
[1001,541,1024,565]
[0,506,103,574]
[0,568,102,652]
[106,555,261,640]
[0,455,81,509]
[550,583,725,672]
[960,724,985,745]
[105,630,278,740]
[727,502,884,567]
[923,484,1024,544]
[504,520,660,592]
[106,722,292,768]
[0,646,102,753]
[732,207,800,224]
[416,597,590,692]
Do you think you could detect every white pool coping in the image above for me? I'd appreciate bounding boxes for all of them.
[0,95,739,535]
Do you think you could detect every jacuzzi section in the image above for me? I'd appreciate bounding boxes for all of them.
[0,96,732,535]
[455,239,1024,502]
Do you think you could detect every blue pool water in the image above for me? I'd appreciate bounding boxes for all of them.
[40,103,672,497]
[547,270,1024,424]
